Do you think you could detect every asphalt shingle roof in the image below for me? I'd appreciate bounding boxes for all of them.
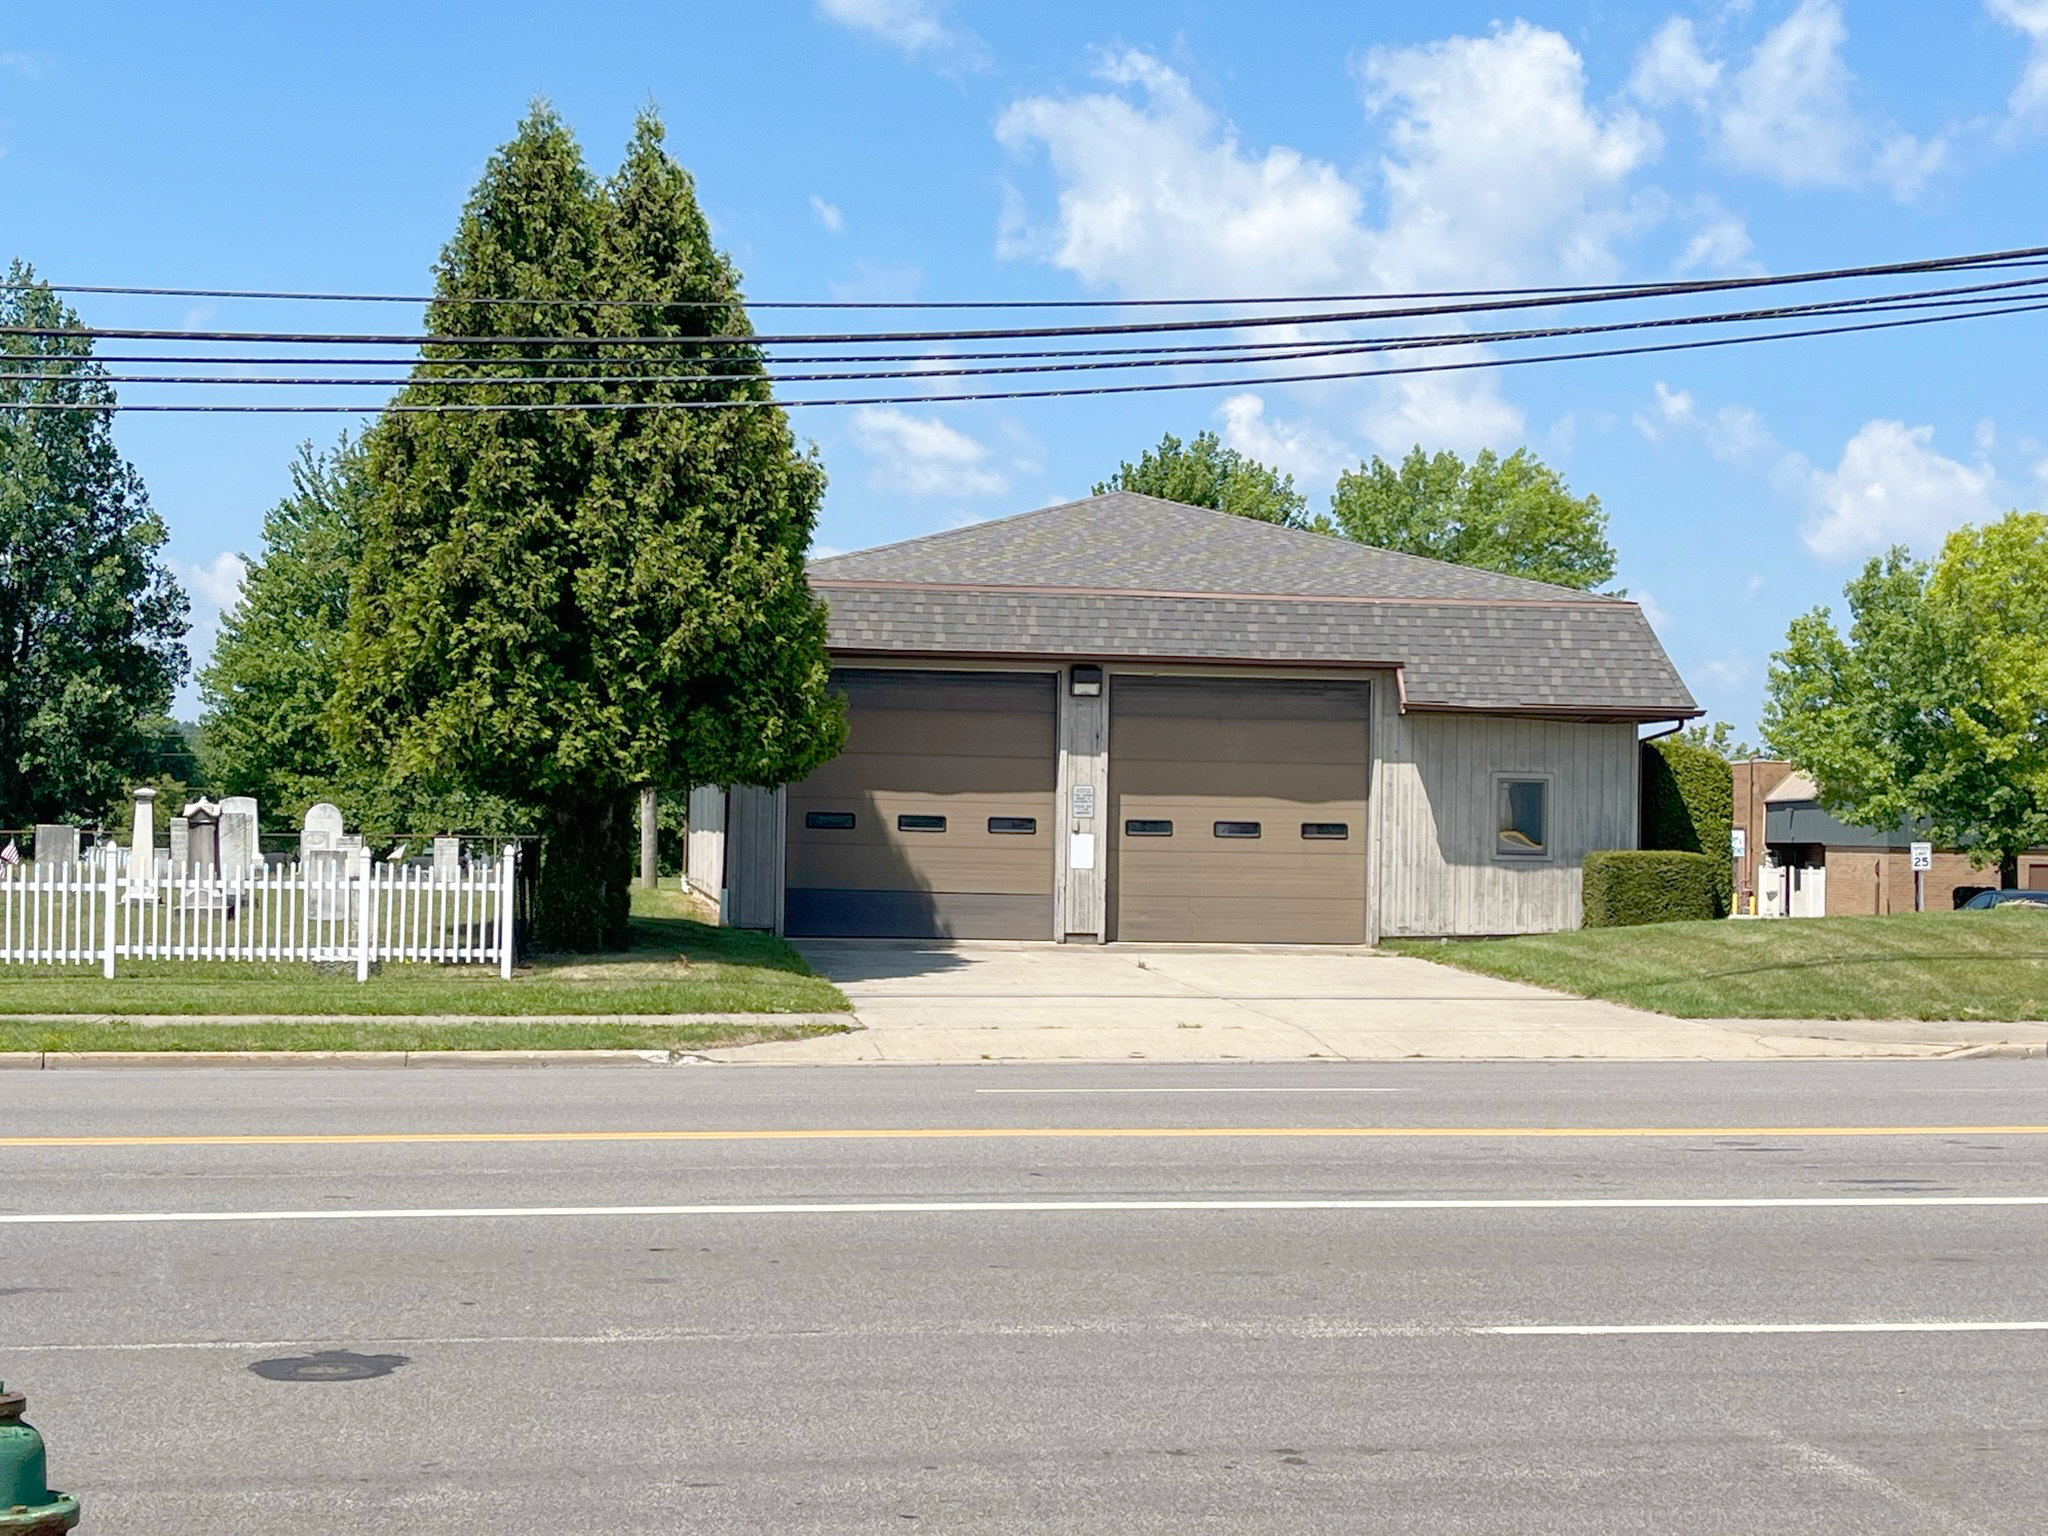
[808,493,1697,718]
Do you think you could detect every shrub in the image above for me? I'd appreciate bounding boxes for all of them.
[1584,850,1729,928]
[1640,737,1734,887]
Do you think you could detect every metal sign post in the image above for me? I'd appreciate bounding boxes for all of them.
[1910,841,1932,912]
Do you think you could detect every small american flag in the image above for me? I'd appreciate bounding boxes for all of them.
[0,839,19,866]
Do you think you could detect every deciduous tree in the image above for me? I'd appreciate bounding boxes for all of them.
[1095,430,1310,527]
[1763,512,2048,885]
[1328,446,1618,591]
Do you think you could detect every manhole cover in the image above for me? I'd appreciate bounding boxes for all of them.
[248,1349,410,1382]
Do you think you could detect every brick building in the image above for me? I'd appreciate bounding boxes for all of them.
[1732,760,2048,916]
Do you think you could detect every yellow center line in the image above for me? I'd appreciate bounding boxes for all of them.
[0,1125,2045,1148]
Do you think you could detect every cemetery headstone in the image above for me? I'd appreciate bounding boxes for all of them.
[433,837,462,883]
[169,817,191,872]
[126,787,160,898]
[300,802,344,863]
[32,824,78,868]
[220,796,260,874]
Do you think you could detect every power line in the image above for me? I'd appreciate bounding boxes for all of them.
[9,277,2045,392]
[9,242,2048,309]
[9,249,2048,350]
[14,295,2043,414]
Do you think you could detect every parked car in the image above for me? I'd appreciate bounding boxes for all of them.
[1958,889,2048,910]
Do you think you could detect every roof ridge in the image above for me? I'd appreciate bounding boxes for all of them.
[806,490,1121,570]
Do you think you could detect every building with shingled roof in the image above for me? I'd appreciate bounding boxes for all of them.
[687,491,1699,942]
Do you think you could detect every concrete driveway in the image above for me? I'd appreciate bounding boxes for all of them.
[704,941,2003,1064]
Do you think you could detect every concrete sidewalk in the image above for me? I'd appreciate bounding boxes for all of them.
[703,940,2046,1064]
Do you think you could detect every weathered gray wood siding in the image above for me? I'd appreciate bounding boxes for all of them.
[684,785,725,903]
[725,785,786,932]
[1054,673,1109,942]
[1369,692,1638,938]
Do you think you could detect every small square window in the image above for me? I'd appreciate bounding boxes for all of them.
[1213,821,1261,839]
[1496,778,1548,859]
[1124,819,1173,837]
[1301,822,1349,840]
[805,811,856,831]
[897,814,946,833]
[988,816,1037,834]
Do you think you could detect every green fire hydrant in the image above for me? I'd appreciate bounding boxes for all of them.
[0,1383,79,1534]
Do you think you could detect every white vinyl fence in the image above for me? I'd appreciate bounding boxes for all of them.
[0,847,518,980]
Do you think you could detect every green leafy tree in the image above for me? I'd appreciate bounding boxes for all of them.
[200,437,366,817]
[1681,720,1763,759]
[199,435,524,839]
[1328,446,1619,591]
[0,262,188,827]
[1095,430,1310,527]
[333,108,844,950]
[1763,512,2048,885]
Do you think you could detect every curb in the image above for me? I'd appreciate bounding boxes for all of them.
[0,1049,727,1069]
[1940,1042,2048,1060]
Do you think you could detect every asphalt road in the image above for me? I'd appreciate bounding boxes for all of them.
[4,1061,2046,1534]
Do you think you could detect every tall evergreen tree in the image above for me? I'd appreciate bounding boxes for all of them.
[333,108,843,949]
[0,262,188,826]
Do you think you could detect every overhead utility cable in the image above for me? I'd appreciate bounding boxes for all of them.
[9,242,2048,309]
[10,251,2048,349]
[16,295,2044,413]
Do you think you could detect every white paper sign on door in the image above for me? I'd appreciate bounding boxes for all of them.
[1069,832,1096,870]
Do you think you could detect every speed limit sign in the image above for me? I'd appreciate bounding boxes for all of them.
[1910,842,1933,872]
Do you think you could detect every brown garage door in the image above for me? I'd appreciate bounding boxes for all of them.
[785,669,1056,938]
[1112,677,1369,943]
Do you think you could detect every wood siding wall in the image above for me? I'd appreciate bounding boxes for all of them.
[1054,674,1109,942]
[1370,691,1639,938]
[726,786,787,931]
[684,785,725,903]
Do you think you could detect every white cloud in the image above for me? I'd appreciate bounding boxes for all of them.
[1801,420,2002,561]
[995,32,1656,459]
[1633,380,1697,441]
[1633,381,1775,464]
[1628,18,1720,107]
[809,195,843,234]
[1693,651,1752,692]
[850,406,1008,497]
[172,551,247,611]
[817,0,985,70]
[1636,589,1674,632]
[0,50,50,78]
[1361,370,1526,458]
[1217,393,1349,482]
[1634,1,1944,200]
[1360,23,1662,290]
[1989,0,2048,131]
[996,49,1367,295]
[1673,198,1757,275]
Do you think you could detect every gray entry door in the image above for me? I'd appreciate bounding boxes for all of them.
[1111,677,1370,943]
[784,669,1057,938]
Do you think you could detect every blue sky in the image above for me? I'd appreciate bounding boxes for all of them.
[5,1,2047,730]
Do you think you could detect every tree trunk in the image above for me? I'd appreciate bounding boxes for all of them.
[639,786,659,889]
[2001,852,2020,889]
[535,792,634,952]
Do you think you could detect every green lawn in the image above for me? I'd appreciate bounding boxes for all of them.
[1384,907,2048,1022]
[0,886,851,1047]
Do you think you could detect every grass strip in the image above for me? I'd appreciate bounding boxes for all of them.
[1383,907,2048,1021]
[0,1018,847,1054]
[0,887,851,1018]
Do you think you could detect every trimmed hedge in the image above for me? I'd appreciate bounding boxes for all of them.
[1640,737,1734,886]
[1583,850,1729,928]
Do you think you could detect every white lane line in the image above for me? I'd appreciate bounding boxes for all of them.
[970,1088,1402,1094]
[14,1320,2048,1353]
[3,1195,2047,1225]
[1488,1321,2048,1335]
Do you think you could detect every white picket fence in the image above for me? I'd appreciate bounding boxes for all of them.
[0,847,518,979]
